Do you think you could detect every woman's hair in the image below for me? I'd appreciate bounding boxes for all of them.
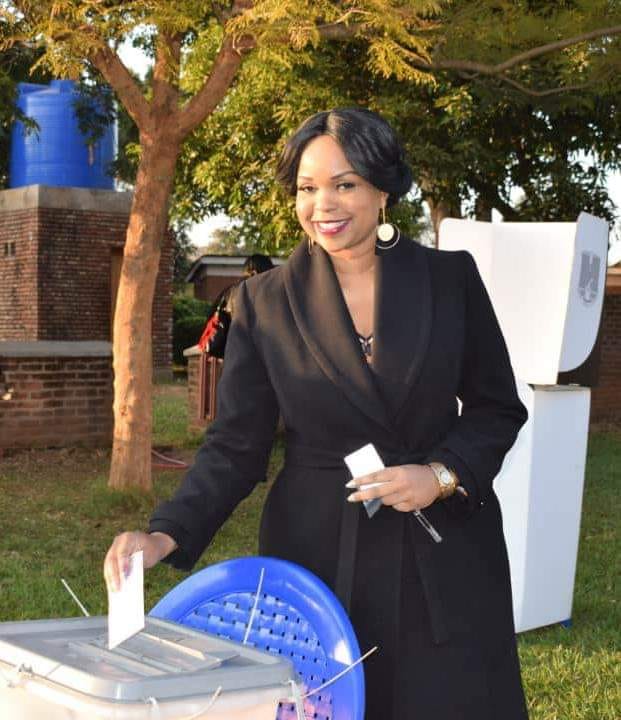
[243,253,274,276]
[275,107,412,207]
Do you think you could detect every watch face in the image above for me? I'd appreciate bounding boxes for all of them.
[439,470,452,486]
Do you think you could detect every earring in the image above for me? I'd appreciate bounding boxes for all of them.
[376,207,400,250]
[307,235,314,255]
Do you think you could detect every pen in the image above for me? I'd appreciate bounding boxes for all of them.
[411,510,442,543]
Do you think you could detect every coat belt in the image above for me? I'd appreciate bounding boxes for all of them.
[283,440,449,645]
[284,439,427,469]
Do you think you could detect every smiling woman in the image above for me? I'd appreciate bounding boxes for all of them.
[294,135,387,260]
[105,107,529,720]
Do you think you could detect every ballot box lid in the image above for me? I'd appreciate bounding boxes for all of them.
[0,616,296,701]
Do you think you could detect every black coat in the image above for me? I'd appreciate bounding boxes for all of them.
[150,237,529,720]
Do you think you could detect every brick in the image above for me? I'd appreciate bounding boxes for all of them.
[0,352,114,449]
[0,200,172,369]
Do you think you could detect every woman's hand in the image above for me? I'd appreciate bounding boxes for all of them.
[346,464,440,512]
[104,531,177,592]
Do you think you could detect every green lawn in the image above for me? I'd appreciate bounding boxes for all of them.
[0,383,618,718]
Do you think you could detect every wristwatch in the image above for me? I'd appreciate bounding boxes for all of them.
[428,462,459,500]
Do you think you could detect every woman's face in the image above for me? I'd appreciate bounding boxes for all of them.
[295,135,387,259]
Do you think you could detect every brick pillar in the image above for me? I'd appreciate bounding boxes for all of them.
[590,275,621,423]
[185,346,209,433]
[0,185,172,375]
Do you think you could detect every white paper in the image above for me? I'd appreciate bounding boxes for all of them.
[107,550,145,649]
[344,443,385,481]
[344,443,385,518]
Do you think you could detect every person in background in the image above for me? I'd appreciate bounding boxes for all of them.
[243,253,274,277]
[105,108,528,719]
[197,252,275,356]
[206,252,275,326]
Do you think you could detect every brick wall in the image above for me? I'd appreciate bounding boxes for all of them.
[36,207,127,340]
[153,232,174,369]
[591,289,621,423]
[186,351,208,433]
[0,209,39,339]
[0,342,113,449]
[0,186,172,372]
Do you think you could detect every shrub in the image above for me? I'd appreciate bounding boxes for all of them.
[173,294,211,365]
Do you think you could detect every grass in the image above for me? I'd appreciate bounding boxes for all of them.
[0,384,619,718]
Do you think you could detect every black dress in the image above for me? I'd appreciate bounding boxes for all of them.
[150,238,529,719]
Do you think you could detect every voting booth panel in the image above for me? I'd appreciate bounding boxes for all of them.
[494,382,590,632]
[439,213,608,633]
[440,213,608,385]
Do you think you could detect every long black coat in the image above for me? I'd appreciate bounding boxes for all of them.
[150,237,529,719]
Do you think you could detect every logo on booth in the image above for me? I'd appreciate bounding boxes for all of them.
[578,252,600,305]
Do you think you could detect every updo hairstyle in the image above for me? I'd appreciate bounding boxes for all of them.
[275,107,412,208]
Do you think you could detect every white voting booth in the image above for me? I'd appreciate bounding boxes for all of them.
[439,212,609,633]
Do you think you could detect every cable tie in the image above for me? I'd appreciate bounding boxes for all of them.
[243,567,265,644]
[302,645,378,698]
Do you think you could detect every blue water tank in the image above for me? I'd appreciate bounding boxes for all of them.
[9,79,117,190]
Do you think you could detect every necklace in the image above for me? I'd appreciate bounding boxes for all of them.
[357,332,374,357]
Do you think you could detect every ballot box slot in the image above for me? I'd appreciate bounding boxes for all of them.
[68,641,179,675]
[139,630,239,666]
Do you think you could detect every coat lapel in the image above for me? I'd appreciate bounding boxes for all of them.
[373,238,433,418]
[284,242,393,433]
[284,237,433,432]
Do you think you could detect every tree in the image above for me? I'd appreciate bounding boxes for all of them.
[174,41,621,249]
[0,27,52,187]
[2,1,620,490]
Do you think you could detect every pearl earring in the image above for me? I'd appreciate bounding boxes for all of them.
[376,206,400,250]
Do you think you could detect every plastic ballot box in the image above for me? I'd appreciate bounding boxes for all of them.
[0,616,301,719]
[439,212,609,633]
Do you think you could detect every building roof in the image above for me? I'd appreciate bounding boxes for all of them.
[185,254,285,283]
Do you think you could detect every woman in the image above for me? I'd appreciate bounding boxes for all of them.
[197,252,274,357]
[104,108,529,719]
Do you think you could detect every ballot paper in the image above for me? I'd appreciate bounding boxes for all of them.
[344,443,443,542]
[107,550,145,649]
[344,443,385,518]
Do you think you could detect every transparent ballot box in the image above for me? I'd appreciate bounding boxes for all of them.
[0,616,301,719]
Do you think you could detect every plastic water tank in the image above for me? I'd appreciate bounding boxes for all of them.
[9,79,116,190]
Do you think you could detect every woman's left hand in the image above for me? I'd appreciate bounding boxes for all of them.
[346,464,440,512]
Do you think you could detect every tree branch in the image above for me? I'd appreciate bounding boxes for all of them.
[495,24,621,72]
[151,32,182,117]
[497,74,592,98]
[317,21,360,41]
[177,36,246,138]
[215,0,255,25]
[89,44,151,131]
[424,25,621,75]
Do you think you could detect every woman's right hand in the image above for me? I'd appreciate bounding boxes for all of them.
[103,531,177,592]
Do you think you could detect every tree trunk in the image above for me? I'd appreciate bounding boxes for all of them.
[109,133,180,491]
[426,196,461,246]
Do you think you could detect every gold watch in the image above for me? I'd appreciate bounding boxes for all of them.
[428,462,459,500]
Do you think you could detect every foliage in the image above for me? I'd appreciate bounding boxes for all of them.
[0,30,52,188]
[201,226,255,255]
[4,0,620,490]
[5,2,618,242]
[172,293,210,365]
[171,222,196,291]
[173,40,620,249]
